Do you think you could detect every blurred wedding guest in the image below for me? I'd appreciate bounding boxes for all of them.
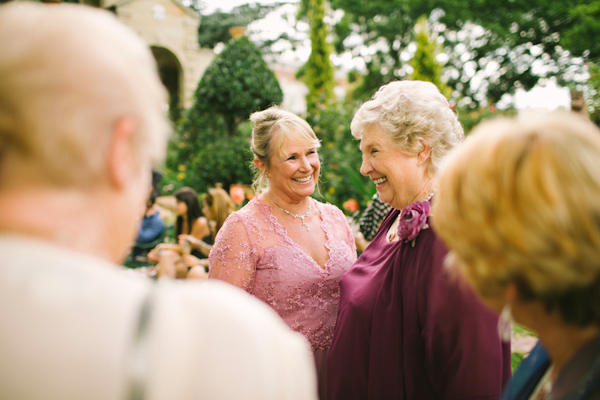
[180,187,236,258]
[149,187,211,278]
[358,193,391,242]
[130,189,165,261]
[184,187,236,278]
[0,4,317,399]
[571,89,590,120]
[434,113,600,400]
[328,81,510,400]
[173,187,211,247]
[209,106,357,400]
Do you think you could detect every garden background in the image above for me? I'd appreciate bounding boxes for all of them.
[155,1,598,368]
[161,0,598,217]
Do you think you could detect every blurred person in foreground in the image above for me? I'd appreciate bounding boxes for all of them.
[0,3,317,399]
[327,80,510,400]
[209,106,357,400]
[433,113,600,400]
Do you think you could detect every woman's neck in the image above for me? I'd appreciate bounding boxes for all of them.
[517,302,600,380]
[539,324,600,380]
[264,190,311,215]
[0,186,124,263]
[396,183,437,210]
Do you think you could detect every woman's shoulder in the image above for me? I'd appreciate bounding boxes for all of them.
[225,199,269,224]
[314,199,345,218]
[191,216,210,233]
[415,220,446,254]
[192,215,209,226]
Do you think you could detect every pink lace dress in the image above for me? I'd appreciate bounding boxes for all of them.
[209,197,356,397]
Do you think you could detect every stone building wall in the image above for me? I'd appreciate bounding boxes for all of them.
[102,0,213,109]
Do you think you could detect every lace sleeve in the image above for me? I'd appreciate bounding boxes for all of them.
[208,216,256,291]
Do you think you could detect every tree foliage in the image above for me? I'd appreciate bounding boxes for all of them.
[298,0,371,211]
[324,0,434,101]
[435,0,600,61]
[561,2,600,60]
[321,0,599,106]
[192,35,283,136]
[432,0,597,103]
[164,34,283,194]
[165,115,255,194]
[197,3,277,49]
[409,16,450,97]
[586,62,600,126]
[304,0,336,113]
[311,101,373,212]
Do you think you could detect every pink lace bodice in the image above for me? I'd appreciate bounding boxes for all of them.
[209,198,357,351]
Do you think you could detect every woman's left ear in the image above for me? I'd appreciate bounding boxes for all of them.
[253,158,265,175]
[417,144,432,166]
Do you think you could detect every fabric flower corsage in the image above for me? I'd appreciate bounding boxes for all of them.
[398,200,431,247]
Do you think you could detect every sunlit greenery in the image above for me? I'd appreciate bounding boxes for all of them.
[157,0,599,210]
[164,34,282,195]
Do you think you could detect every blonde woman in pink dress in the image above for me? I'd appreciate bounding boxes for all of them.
[209,106,357,400]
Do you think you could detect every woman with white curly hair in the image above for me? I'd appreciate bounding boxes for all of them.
[327,80,511,399]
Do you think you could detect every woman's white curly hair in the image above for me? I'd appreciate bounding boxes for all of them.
[351,80,464,177]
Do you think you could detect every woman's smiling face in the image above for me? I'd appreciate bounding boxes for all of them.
[359,124,429,210]
[266,132,320,203]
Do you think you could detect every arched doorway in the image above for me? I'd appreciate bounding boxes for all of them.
[151,46,183,121]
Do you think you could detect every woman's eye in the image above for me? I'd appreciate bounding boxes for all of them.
[371,149,378,154]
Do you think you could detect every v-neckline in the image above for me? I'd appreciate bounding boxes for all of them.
[258,197,331,271]
[383,209,402,244]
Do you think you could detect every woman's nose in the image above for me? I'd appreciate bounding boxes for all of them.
[299,155,311,171]
[360,156,371,177]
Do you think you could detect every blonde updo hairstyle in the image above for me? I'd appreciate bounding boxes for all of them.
[351,80,464,178]
[250,106,321,194]
[433,113,600,327]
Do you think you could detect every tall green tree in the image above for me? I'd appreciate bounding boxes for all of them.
[165,114,255,194]
[193,35,283,137]
[409,16,450,97]
[297,0,370,210]
[166,34,283,193]
[304,0,336,113]
[323,0,435,101]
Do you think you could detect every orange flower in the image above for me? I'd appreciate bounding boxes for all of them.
[343,198,359,213]
[230,184,245,205]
